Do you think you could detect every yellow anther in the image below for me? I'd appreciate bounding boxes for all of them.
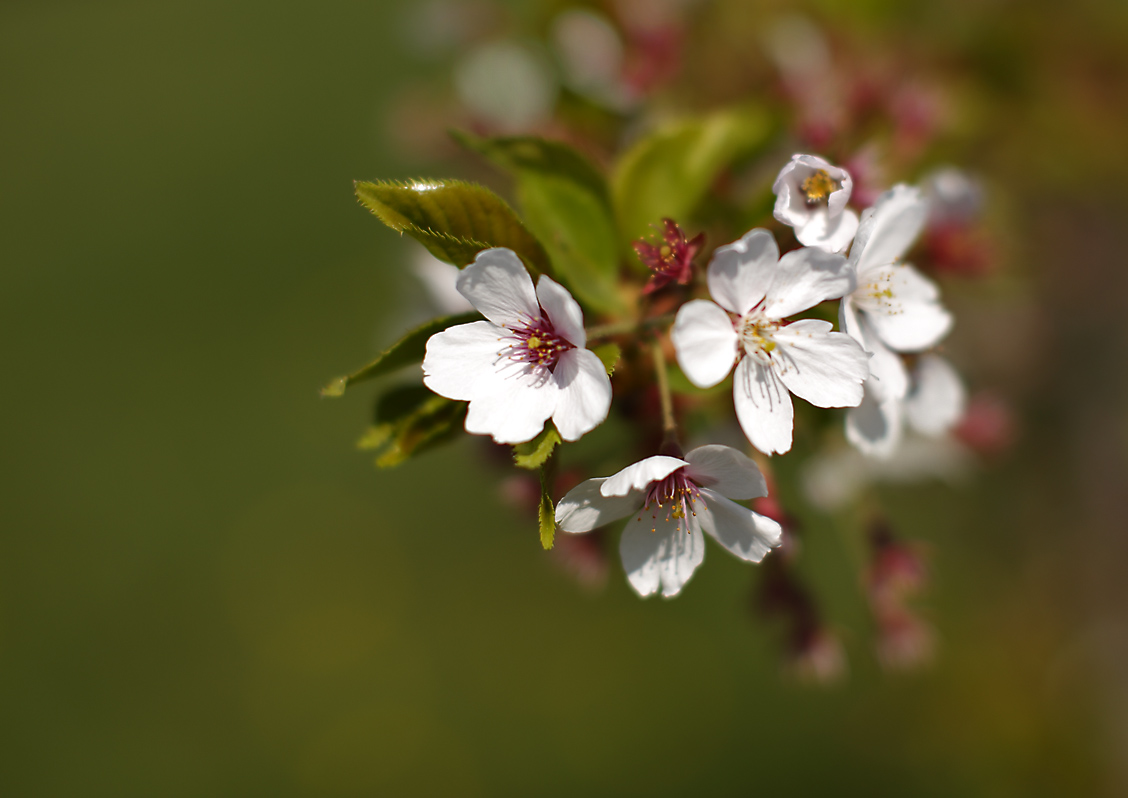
[801,169,837,204]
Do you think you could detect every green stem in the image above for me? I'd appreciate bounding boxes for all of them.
[651,338,679,450]
[585,313,676,343]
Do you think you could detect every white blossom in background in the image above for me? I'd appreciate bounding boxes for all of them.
[671,229,869,455]
[773,154,859,253]
[422,248,611,444]
[840,184,954,456]
[453,41,558,131]
[847,353,967,457]
[555,445,783,598]
[802,433,974,512]
[922,166,984,227]
[412,248,474,315]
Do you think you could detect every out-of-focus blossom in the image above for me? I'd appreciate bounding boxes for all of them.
[842,144,887,209]
[773,154,860,253]
[422,249,611,443]
[924,167,984,227]
[757,555,847,684]
[954,391,1017,457]
[633,218,704,294]
[550,9,632,110]
[556,445,782,598]
[889,81,946,160]
[922,168,995,277]
[848,352,968,457]
[802,435,974,512]
[875,606,936,671]
[400,0,501,59]
[453,40,558,131]
[761,16,846,149]
[672,229,868,455]
[412,248,474,315]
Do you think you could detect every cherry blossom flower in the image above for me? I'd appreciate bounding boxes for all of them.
[422,248,612,444]
[555,445,783,598]
[840,184,955,455]
[671,229,869,455]
[772,154,860,253]
[846,353,967,458]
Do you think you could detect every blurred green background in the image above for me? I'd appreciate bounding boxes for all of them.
[3,0,1127,795]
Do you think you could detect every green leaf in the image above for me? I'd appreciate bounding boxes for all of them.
[355,179,551,273]
[611,105,775,254]
[358,384,467,468]
[538,469,556,550]
[454,133,626,315]
[321,312,481,397]
[513,424,562,470]
[592,342,621,375]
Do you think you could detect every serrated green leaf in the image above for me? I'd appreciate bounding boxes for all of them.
[611,105,775,255]
[322,312,480,397]
[358,384,467,468]
[454,133,625,314]
[538,472,556,550]
[355,179,551,273]
[513,424,562,470]
[592,342,621,375]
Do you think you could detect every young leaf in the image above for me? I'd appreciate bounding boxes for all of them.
[611,105,775,253]
[592,342,621,375]
[454,133,625,314]
[358,384,467,468]
[321,311,480,397]
[354,179,551,274]
[513,424,562,470]
[538,470,556,550]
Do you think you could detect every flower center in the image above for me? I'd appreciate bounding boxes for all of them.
[638,469,704,534]
[502,316,574,368]
[801,169,838,205]
[739,312,781,363]
[857,271,901,315]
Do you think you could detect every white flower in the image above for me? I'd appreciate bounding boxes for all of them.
[555,445,783,598]
[840,184,954,455]
[846,353,967,457]
[773,154,860,253]
[422,248,612,444]
[671,229,869,455]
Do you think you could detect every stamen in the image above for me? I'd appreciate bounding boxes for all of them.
[801,169,838,205]
[636,469,705,534]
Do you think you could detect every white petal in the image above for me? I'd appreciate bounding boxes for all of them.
[772,320,868,408]
[706,228,779,315]
[671,300,739,389]
[601,455,688,497]
[762,247,855,319]
[733,357,794,455]
[618,512,706,598]
[795,208,859,253]
[456,248,540,327]
[551,349,612,441]
[849,184,928,277]
[861,266,953,351]
[861,317,910,401]
[697,488,781,563]
[422,321,508,401]
[535,275,586,347]
[683,445,767,500]
[905,354,966,436]
[555,478,640,533]
[464,372,557,443]
[845,381,903,458]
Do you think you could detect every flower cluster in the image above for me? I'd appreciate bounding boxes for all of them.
[398,154,968,599]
